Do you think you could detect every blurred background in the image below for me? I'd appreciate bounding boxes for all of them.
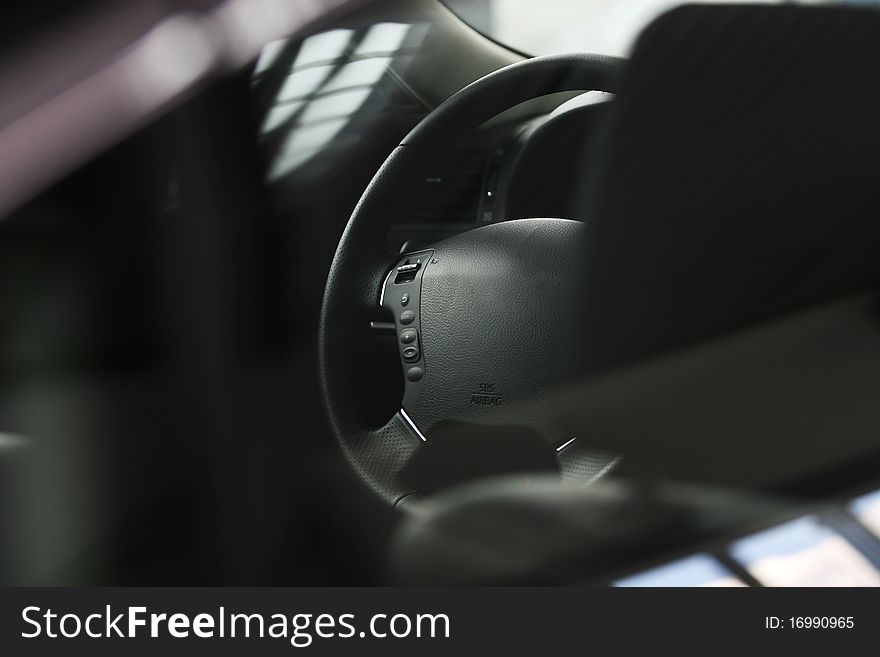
[3,0,880,588]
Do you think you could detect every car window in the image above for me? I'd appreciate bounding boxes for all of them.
[442,0,849,57]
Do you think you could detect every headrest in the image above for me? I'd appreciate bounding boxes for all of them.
[581,4,880,371]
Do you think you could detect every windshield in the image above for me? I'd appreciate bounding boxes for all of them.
[442,0,846,57]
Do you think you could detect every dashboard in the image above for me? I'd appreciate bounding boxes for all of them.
[387,90,612,252]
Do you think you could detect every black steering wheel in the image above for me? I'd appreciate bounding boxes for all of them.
[319,54,623,506]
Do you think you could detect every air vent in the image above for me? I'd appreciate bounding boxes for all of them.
[397,147,491,224]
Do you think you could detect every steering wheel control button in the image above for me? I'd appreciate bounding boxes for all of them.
[377,249,433,410]
[394,259,422,284]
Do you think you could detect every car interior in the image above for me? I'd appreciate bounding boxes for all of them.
[3,0,880,586]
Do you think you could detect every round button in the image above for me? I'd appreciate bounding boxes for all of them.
[400,310,416,325]
[400,293,409,306]
[406,366,424,382]
[400,329,418,344]
[402,345,419,361]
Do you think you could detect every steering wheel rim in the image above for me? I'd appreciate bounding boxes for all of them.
[319,54,624,505]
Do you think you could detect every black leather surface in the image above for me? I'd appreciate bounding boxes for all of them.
[579,4,880,374]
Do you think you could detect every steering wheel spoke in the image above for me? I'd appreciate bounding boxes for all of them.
[348,413,427,506]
